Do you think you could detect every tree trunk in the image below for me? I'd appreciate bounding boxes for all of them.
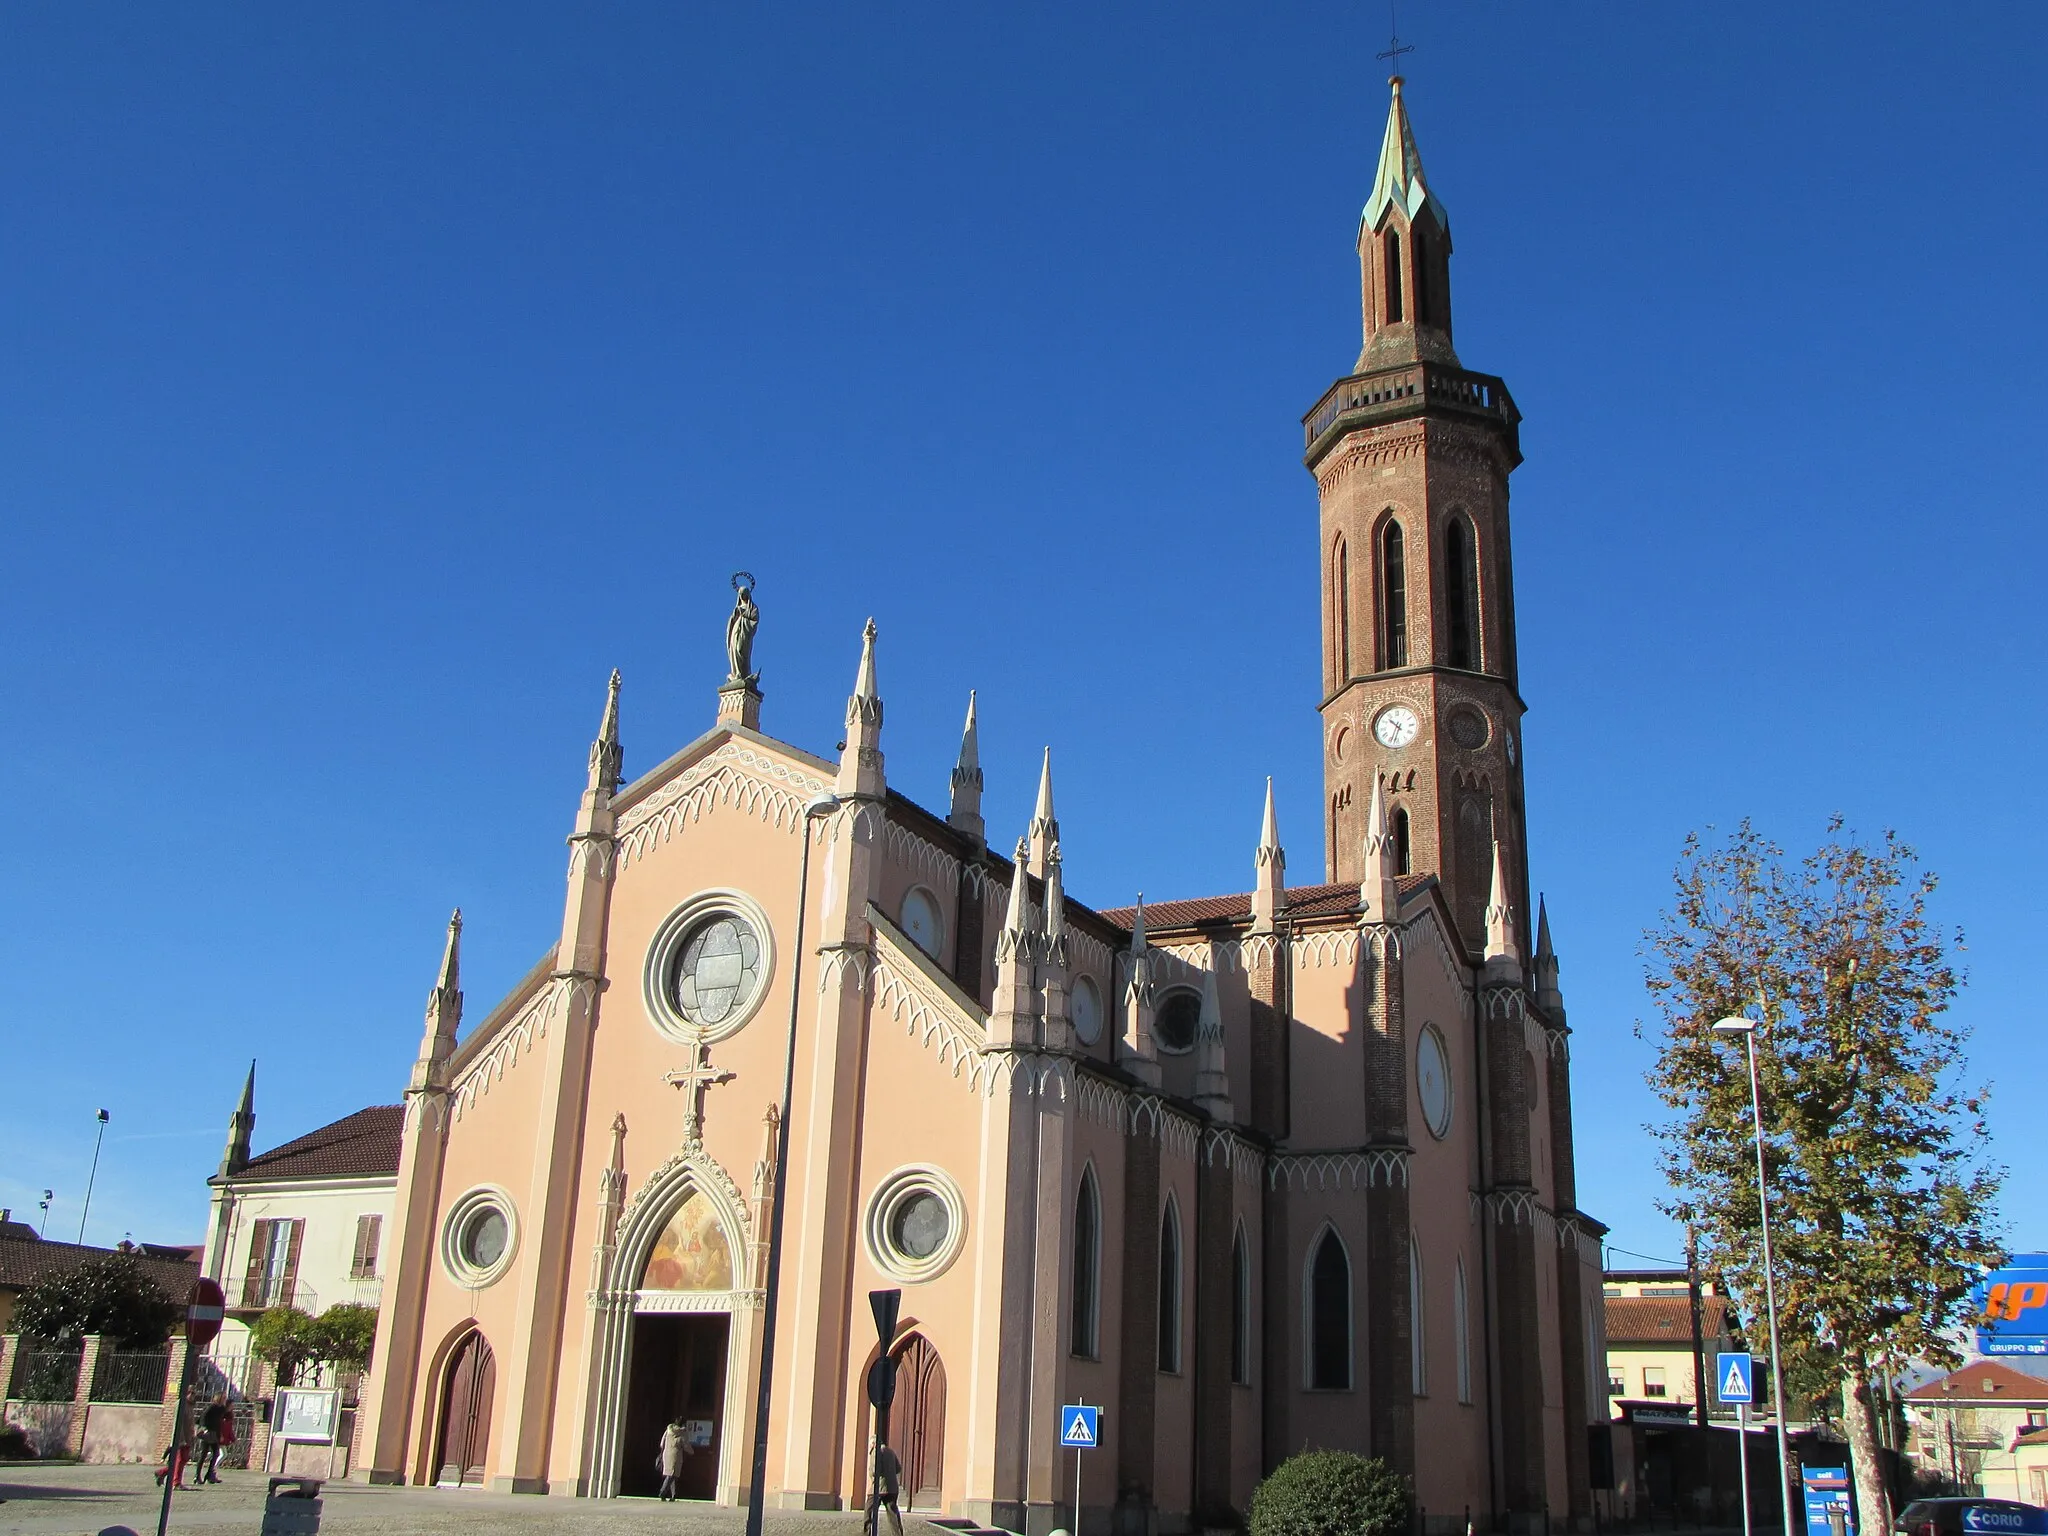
[1844,1362,1893,1536]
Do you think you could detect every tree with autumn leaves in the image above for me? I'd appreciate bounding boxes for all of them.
[1641,820,2002,1530]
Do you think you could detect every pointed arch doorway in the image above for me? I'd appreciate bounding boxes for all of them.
[434,1329,495,1488]
[861,1331,947,1511]
[615,1188,738,1500]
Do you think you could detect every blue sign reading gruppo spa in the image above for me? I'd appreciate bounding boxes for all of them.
[1975,1255,2048,1357]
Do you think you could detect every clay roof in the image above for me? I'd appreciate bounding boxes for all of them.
[1099,877,1433,933]
[225,1105,403,1183]
[0,1236,199,1301]
[1605,1295,1735,1346]
[1907,1363,2048,1402]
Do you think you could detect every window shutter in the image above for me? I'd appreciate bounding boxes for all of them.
[281,1219,304,1307]
[354,1215,382,1278]
[242,1220,272,1308]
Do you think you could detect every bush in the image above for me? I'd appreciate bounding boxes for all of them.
[251,1304,379,1385]
[12,1253,179,1348]
[1249,1450,1410,1536]
[0,1423,36,1460]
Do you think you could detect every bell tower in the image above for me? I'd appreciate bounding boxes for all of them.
[1308,75,1530,949]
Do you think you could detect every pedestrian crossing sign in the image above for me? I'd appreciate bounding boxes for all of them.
[1716,1351,1755,1405]
[1060,1405,1100,1448]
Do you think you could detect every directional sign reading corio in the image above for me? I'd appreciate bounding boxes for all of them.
[1962,1506,2048,1535]
[1060,1405,1100,1449]
[1715,1351,1754,1406]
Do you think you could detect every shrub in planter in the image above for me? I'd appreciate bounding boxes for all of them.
[1248,1450,1410,1536]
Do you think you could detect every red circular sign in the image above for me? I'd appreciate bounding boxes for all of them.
[187,1278,226,1349]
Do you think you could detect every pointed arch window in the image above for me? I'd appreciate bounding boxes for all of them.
[1391,807,1411,876]
[1308,1227,1351,1389]
[1409,1237,1427,1396]
[1230,1222,1252,1386]
[1383,229,1404,324]
[1412,229,1432,326]
[1334,537,1352,678]
[1445,516,1480,670]
[1071,1169,1100,1360]
[1158,1199,1183,1374]
[1380,520,1408,668]
[1455,1257,1473,1403]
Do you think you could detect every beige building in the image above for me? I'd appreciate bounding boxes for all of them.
[1601,1270,1738,1417]
[347,75,1608,1532]
[1906,1362,2048,1499]
[200,1065,399,1359]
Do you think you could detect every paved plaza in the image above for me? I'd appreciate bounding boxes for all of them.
[0,1465,948,1536]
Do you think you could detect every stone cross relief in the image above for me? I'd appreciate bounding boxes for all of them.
[663,1039,735,1148]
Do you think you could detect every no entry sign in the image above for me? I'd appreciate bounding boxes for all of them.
[187,1278,226,1349]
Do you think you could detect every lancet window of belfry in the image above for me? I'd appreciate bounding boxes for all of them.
[1412,228,1432,326]
[638,1189,734,1292]
[1334,536,1352,679]
[1158,1197,1183,1374]
[1384,228,1404,324]
[1379,519,1408,668]
[1391,806,1412,876]
[1409,1237,1427,1396]
[1455,1257,1473,1403]
[1455,795,1492,941]
[1308,1226,1352,1390]
[1445,515,1481,670]
[1230,1220,1251,1386]
[1071,1168,1100,1360]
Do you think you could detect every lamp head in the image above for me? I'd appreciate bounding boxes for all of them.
[803,793,843,819]
[96,1109,109,1123]
[1711,1017,1757,1036]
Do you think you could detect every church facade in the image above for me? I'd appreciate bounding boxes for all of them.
[354,77,1605,1531]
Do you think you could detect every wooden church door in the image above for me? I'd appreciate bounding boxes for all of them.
[435,1330,496,1487]
[892,1334,946,1510]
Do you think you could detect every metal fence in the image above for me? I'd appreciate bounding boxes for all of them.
[89,1347,170,1403]
[7,1340,82,1402]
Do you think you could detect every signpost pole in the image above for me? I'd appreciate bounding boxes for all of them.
[158,1279,225,1536]
[1073,1398,1084,1536]
[1738,1403,1752,1536]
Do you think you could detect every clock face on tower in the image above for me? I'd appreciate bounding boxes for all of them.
[1373,705,1420,749]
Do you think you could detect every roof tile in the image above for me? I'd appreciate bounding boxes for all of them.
[230,1105,403,1182]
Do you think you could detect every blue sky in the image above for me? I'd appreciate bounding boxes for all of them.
[2,3,2042,1271]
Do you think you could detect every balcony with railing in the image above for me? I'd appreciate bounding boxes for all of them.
[1303,361,1521,463]
[234,1275,317,1313]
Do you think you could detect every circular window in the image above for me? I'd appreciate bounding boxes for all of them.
[865,1166,967,1283]
[1154,989,1200,1054]
[644,890,777,1044]
[441,1187,518,1288]
[1071,975,1103,1046]
[1448,707,1489,750]
[1416,1025,1453,1139]
[900,887,943,959]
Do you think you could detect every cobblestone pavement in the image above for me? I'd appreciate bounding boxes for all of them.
[0,1464,950,1536]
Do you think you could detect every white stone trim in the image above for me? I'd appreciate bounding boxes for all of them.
[448,974,589,1124]
[863,1163,970,1284]
[616,743,830,866]
[439,1185,519,1289]
[641,888,779,1046]
[1269,1148,1411,1191]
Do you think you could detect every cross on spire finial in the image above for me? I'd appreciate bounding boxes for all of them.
[1375,0,1414,78]
[663,1039,736,1147]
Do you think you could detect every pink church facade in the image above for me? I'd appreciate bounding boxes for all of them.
[354,77,1605,1533]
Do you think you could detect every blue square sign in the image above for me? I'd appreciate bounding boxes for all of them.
[1060,1405,1100,1448]
[1715,1352,1755,1405]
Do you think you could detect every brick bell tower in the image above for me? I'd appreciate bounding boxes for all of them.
[1308,75,1529,949]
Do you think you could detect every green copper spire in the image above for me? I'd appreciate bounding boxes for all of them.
[1362,77,1449,237]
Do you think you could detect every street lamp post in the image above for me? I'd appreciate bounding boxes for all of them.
[745,792,842,1536]
[77,1109,110,1244]
[1714,1017,1801,1536]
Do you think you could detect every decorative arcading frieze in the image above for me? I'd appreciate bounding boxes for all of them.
[1545,1024,1570,1061]
[869,938,993,1091]
[1158,1110,1202,1163]
[1361,925,1402,962]
[1269,1148,1411,1192]
[616,744,830,866]
[1075,1074,1130,1132]
[1316,427,1428,492]
[1292,930,1362,969]
[449,974,594,1123]
[882,820,961,893]
[1201,1130,1267,1187]
[815,945,876,995]
[1403,910,1470,996]
[1482,981,1526,1023]
[401,1091,449,1135]
[1241,933,1283,969]
[1068,927,1115,983]
[567,836,618,882]
[1486,1188,1552,1231]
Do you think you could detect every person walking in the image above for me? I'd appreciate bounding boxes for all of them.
[869,1439,904,1536]
[657,1417,688,1502]
[193,1396,231,1484]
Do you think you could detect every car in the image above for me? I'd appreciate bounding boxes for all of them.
[1896,1499,2048,1536]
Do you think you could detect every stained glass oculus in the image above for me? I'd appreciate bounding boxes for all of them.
[671,914,763,1028]
[891,1191,950,1261]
